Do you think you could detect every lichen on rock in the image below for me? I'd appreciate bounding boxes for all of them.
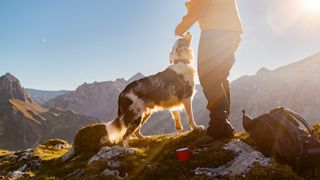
[194,140,270,177]
[88,146,135,165]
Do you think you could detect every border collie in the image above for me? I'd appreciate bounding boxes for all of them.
[107,33,204,148]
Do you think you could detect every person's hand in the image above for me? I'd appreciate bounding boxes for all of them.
[175,23,185,37]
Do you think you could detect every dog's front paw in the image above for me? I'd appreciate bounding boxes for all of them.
[176,128,184,134]
[192,125,205,131]
[123,140,130,148]
[135,134,145,140]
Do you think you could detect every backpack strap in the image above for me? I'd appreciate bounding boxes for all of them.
[283,108,315,138]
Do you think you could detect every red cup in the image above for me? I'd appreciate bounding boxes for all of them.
[176,147,192,161]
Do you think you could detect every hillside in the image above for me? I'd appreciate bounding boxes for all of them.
[0,73,99,150]
[1,128,314,179]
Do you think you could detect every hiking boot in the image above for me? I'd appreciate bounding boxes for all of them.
[207,119,235,141]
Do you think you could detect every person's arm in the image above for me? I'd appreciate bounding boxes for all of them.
[175,0,210,36]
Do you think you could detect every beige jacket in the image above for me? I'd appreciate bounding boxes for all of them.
[176,0,243,35]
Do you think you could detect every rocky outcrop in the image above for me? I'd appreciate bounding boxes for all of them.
[88,146,135,165]
[0,73,29,104]
[194,140,270,177]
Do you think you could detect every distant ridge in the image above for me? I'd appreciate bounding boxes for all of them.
[230,52,320,130]
[26,89,70,105]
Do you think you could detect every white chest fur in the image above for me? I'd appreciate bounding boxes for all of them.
[168,63,196,86]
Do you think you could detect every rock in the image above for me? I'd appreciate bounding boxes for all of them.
[7,170,29,178]
[194,140,270,177]
[108,160,121,168]
[8,158,41,177]
[88,146,135,165]
[146,162,159,170]
[74,123,109,154]
[63,169,84,179]
[0,73,28,104]
[61,147,75,162]
[1,154,18,161]
[15,149,34,162]
[54,144,68,149]
[18,164,28,172]
[101,169,127,180]
[26,159,42,171]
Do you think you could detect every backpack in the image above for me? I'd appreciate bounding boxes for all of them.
[242,107,320,171]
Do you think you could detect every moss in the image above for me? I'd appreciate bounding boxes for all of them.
[73,123,109,155]
[39,139,69,147]
[35,151,96,179]
[0,150,11,157]
[34,139,71,161]
[245,162,303,180]
[104,130,235,180]
[313,124,320,138]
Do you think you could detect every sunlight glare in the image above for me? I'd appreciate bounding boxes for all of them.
[303,0,320,12]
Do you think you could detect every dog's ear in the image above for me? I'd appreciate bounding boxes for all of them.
[184,32,192,47]
[169,52,174,64]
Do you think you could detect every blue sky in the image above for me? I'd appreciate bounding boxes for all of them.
[1,0,320,90]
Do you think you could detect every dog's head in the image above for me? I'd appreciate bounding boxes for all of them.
[170,32,193,64]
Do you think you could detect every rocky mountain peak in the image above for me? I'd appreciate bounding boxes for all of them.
[0,73,28,104]
[127,72,145,84]
[256,67,271,76]
[1,73,19,82]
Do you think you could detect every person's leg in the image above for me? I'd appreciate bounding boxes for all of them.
[199,59,234,139]
[198,30,240,140]
[222,79,231,116]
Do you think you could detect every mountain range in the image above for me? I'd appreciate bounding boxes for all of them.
[0,73,99,150]
[25,89,70,105]
[27,52,320,134]
[2,52,319,150]
[230,52,320,130]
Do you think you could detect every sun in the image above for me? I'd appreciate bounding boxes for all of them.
[302,0,320,12]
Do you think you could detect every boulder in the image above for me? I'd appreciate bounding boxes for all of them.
[88,145,135,165]
[61,147,75,162]
[74,123,109,154]
[101,169,127,180]
[194,140,270,177]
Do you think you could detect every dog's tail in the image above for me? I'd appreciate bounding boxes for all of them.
[106,116,127,144]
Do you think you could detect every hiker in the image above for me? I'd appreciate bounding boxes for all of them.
[175,0,243,143]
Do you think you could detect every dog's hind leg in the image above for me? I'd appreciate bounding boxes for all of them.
[123,116,143,148]
[182,98,204,130]
[134,112,151,139]
[171,110,183,132]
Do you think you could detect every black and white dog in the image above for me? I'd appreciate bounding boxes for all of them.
[107,33,204,148]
